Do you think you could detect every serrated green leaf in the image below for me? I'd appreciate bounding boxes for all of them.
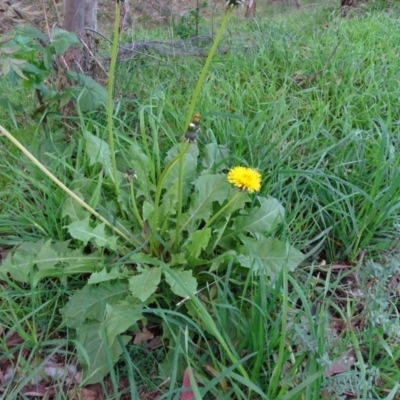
[210,250,237,272]
[62,189,89,222]
[237,236,304,279]
[88,268,127,284]
[187,228,211,260]
[66,216,93,245]
[202,143,229,171]
[223,189,250,214]
[170,253,187,266]
[19,62,48,80]
[158,194,177,227]
[76,320,130,384]
[224,197,284,240]
[35,239,60,270]
[13,24,48,41]
[103,303,142,348]
[129,266,161,302]
[0,240,103,286]
[129,252,165,266]
[183,174,230,232]
[91,223,117,249]
[67,71,107,111]
[33,262,102,287]
[127,143,155,198]
[62,281,129,329]
[164,268,197,298]
[142,201,154,222]
[51,27,80,55]
[0,240,44,283]
[77,86,105,112]
[163,145,199,203]
[42,46,53,69]
[83,131,113,179]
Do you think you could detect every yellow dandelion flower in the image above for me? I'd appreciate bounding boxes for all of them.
[227,166,261,193]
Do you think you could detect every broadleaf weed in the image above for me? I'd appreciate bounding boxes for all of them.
[1,1,400,398]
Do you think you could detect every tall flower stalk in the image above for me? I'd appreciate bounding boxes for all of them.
[183,6,235,131]
[107,1,123,215]
[173,7,236,251]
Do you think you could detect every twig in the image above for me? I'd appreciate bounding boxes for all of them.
[51,0,61,25]
[84,27,166,62]
[40,0,51,39]
[4,0,23,20]
[307,39,342,81]
[79,35,109,77]
[83,27,146,52]
[84,28,224,61]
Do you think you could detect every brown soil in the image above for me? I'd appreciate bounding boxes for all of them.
[0,0,223,35]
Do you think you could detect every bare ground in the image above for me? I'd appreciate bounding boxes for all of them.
[0,0,226,35]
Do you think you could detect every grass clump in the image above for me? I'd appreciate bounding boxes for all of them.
[1,1,400,399]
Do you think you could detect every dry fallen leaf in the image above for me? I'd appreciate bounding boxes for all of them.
[70,383,104,400]
[203,364,229,393]
[326,349,356,377]
[147,335,162,351]
[5,330,24,347]
[134,328,154,345]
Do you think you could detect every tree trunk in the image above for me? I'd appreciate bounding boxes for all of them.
[85,0,98,33]
[62,0,85,33]
[61,0,98,70]
[341,0,368,6]
[245,0,256,18]
[120,0,132,33]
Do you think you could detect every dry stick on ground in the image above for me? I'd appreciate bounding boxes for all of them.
[2,0,24,20]
[79,34,109,76]
[83,27,167,63]
[307,39,342,82]
[84,27,229,62]
[39,0,51,38]
[51,0,61,25]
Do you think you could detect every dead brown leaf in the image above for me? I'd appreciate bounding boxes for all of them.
[70,383,104,400]
[5,330,24,347]
[325,349,356,377]
[146,335,162,351]
[203,364,229,393]
[134,328,154,345]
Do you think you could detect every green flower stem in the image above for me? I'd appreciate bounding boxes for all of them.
[183,7,234,131]
[129,180,144,230]
[203,190,242,230]
[0,123,134,245]
[150,142,190,254]
[173,144,188,252]
[107,1,123,215]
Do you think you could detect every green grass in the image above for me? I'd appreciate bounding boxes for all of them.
[115,7,400,262]
[1,1,400,399]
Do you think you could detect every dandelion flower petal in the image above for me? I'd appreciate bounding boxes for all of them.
[227,166,261,193]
